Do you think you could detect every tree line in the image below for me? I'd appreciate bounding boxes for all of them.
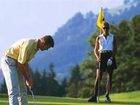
[0,64,67,97]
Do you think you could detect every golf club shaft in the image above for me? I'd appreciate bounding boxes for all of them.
[30,88,36,105]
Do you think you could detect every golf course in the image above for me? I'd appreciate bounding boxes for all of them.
[0,91,140,105]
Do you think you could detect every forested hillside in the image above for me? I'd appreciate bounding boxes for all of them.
[66,14,140,97]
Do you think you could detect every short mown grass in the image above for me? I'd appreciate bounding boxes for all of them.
[0,91,140,105]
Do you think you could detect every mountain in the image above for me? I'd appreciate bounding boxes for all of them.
[30,0,140,78]
[30,12,96,77]
[105,0,140,23]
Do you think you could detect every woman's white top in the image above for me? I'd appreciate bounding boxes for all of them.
[98,33,114,52]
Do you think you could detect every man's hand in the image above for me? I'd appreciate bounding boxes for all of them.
[26,78,32,89]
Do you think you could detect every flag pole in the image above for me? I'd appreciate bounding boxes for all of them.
[96,6,105,103]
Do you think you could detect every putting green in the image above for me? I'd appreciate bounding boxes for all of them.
[0,91,140,105]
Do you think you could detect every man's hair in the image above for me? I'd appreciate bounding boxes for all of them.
[43,35,54,47]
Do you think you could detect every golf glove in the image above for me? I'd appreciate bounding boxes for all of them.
[107,57,113,66]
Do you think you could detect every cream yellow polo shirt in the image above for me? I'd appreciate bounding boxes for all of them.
[5,38,39,64]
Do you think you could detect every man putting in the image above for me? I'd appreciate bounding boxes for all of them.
[1,35,54,105]
[88,21,117,103]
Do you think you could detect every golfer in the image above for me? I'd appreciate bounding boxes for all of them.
[88,21,117,103]
[1,35,54,105]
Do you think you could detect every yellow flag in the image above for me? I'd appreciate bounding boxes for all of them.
[97,7,104,29]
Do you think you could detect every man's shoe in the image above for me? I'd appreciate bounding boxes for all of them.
[105,96,111,103]
[88,96,97,102]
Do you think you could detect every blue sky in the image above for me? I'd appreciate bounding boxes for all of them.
[0,0,124,68]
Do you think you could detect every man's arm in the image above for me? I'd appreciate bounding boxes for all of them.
[17,62,32,88]
[94,37,100,62]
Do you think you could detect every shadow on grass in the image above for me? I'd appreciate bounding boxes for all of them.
[112,101,140,105]
[97,101,140,105]
[28,101,140,105]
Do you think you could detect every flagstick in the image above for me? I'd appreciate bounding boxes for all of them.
[97,29,102,103]
[96,2,104,102]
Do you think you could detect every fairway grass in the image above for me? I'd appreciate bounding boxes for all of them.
[0,91,140,105]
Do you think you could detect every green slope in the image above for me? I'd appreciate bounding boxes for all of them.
[0,91,140,105]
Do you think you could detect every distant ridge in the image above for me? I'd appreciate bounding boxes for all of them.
[30,0,140,78]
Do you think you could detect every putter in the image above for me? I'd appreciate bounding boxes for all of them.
[29,87,37,105]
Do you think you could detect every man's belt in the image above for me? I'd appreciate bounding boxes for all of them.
[99,50,112,53]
